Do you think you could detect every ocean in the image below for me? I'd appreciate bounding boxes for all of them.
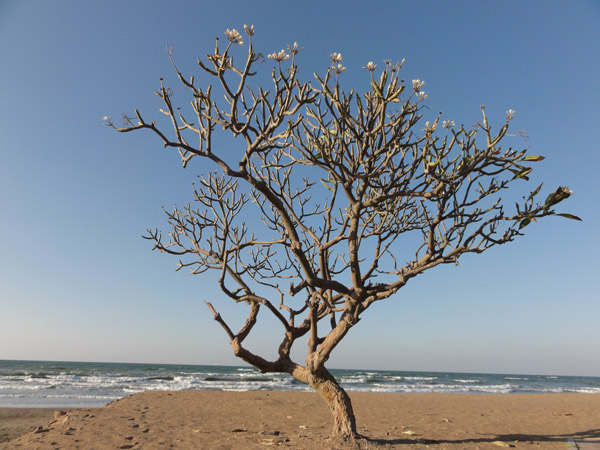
[1,360,599,408]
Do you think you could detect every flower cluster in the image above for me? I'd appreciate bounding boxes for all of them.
[330,52,343,63]
[423,121,437,135]
[443,120,455,129]
[412,79,425,91]
[268,49,290,62]
[507,109,516,120]
[332,63,346,74]
[243,24,254,36]
[417,91,428,102]
[328,52,346,73]
[287,42,301,55]
[362,61,377,72]
[225,29,243,45]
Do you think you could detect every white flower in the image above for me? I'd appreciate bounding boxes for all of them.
[417,91,428,101]
[362,61,377,72]
[412,79,425,91]
[333,63,346,74]
[423,121,437,133]
[243,24,254,36]
[268,49,290,62]
[225,29,243,45]
[287,42,301,55]
[507,109,516,120]
[443,120,455,129]
[330,52,343,63]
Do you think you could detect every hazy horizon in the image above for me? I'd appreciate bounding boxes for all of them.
[3,358,600,379]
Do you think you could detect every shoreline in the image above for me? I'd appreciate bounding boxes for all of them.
[3,361,599,401]
[3,391,600,449]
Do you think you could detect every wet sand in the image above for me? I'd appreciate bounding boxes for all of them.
[3,391,599,449]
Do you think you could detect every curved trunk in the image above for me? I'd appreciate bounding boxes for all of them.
[308,368,358,439]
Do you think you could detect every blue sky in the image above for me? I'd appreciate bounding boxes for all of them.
[1,1,598,376]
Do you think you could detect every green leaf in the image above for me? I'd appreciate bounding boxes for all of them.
[314,152,323,160]
[320,179,334,192]
[518,218,531,229]
[511,167,532,180]
[527,183,543,202]
[555,213,582,221]
[521,155,545,162]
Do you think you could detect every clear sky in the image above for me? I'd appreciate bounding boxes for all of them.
[1,1,598,377]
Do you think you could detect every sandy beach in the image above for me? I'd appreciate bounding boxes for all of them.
[2,391,599,449]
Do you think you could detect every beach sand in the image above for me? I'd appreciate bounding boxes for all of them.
[0,408,58,445]
[2,391,599,449]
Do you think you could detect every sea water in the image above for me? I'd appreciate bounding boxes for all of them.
[1,360,599,408]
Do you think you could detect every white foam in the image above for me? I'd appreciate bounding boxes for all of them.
[339,375,367,384]
[3,363,600,408]
[392,376,437,381]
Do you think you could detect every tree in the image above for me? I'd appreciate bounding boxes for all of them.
[106,26,579,440]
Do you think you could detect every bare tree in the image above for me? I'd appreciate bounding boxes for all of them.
[106,26,579,440]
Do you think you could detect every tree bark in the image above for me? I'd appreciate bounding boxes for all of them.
[308,368,358,439]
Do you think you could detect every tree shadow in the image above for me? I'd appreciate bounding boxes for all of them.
[359,428,600,447]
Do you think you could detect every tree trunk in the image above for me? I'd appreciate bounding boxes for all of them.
[308,368,358,439]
